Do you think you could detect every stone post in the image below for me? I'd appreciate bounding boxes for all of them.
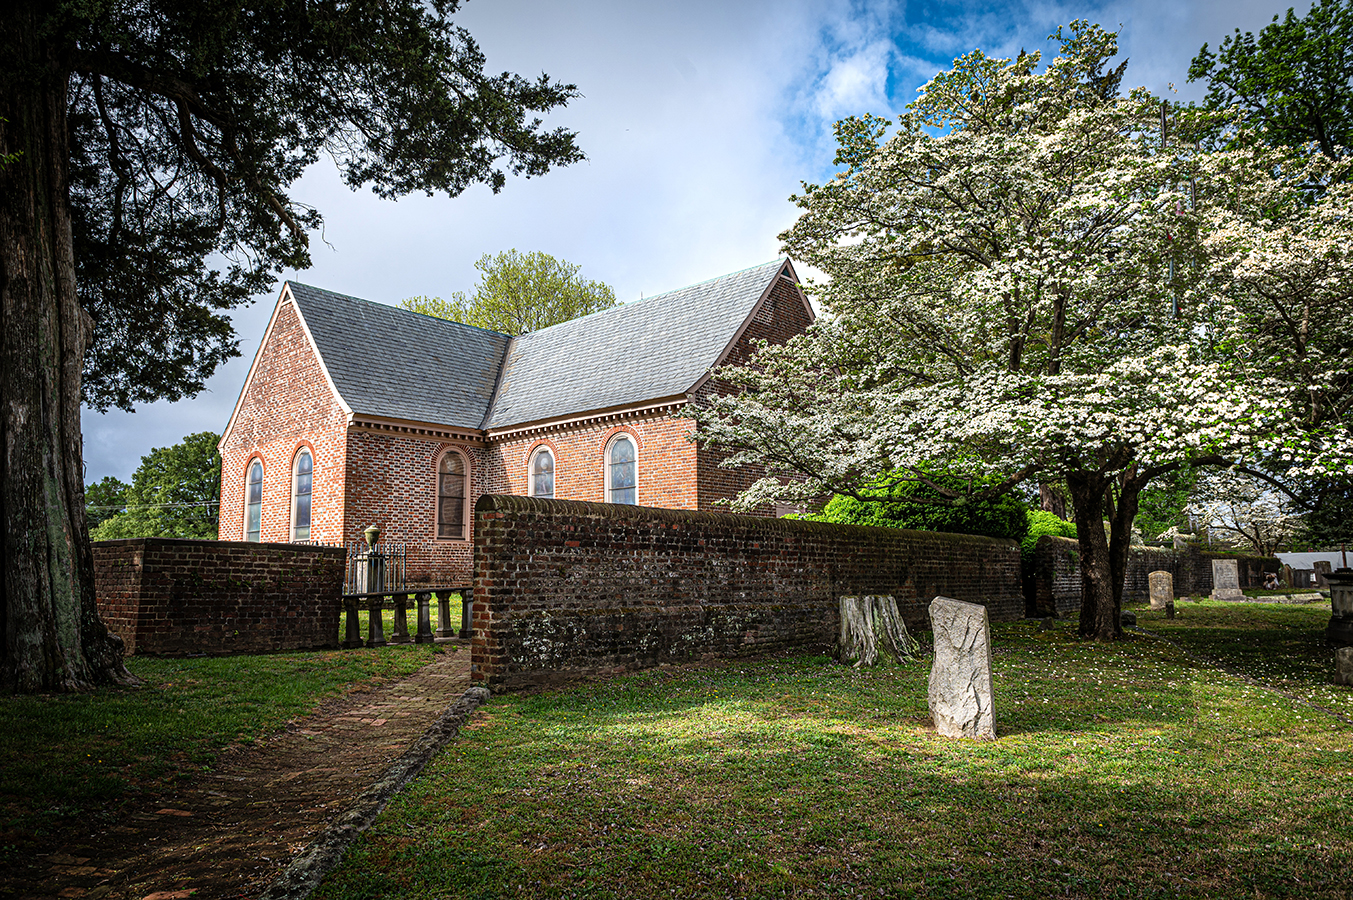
[1326,569,1353,648]
[415,592,435,643]
[366,595,386,648]
[459,594,474,639]
[342,595,363,649]
[435,590,457,639]
[927,596,996,740]
[389,592,412,644]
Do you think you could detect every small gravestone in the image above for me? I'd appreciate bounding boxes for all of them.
[1210,559,1244,601]
[1336,647,1353,686]
[928,597,996,740]
[1120,610,1137,628]
[1148,571,1173,610]
[1314,561,1333,588]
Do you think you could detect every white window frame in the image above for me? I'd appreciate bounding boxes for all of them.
[435,448,470,542]
[290,447,313,541]
[529,446,556,498]
[604,433,638,505]
[244,457,264,542]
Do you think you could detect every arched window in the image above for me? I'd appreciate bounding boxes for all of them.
[291,449,313,541]
[245,459,263,542]
[606,435,636,505]
[437,451,468,540]
[530,447,555,498]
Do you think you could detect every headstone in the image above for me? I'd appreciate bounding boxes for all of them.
[928,597,996,740]
[1282,564,1294,588]
[1326,569,1353,648]
[1120,611,1137,628]
[1336,647,1353,686]
[1148,571,1173,610]
[1165,600,1176,619]
[1314,560,1333,588]
[1210,559,1244,601]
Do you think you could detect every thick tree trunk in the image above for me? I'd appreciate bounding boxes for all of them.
[1,8,131,692]
[1066,471,1122,640]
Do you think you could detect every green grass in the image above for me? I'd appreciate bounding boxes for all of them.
[0,644,439,841]
[315,602,1352,900]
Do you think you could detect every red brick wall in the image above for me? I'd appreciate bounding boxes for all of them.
[470,494,1023,689]
[486,415,698,510]
[93,538,343,656]
[219,299,348,544]
[343,431,488,586]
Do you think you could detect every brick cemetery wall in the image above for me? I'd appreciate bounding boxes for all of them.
[93,538,344,656]
[1033,536,1280,618]
[470,494,1024,689]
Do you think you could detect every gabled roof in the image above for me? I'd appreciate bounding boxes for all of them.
[287,283,510,430]
[225,259,804,442]
[482,259,792,430]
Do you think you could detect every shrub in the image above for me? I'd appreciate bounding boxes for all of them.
[806,473,1029,543]
[1021,508,1077,564]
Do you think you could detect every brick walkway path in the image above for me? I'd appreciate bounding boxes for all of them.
[13,645,473,900]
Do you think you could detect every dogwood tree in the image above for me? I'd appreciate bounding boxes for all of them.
[1186,468,1304,557]
[695,23,1348,640]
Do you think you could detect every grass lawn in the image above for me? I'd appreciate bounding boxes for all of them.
[0,643,439,845]
[315,601,1352,900]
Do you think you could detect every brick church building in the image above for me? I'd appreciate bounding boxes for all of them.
[217,259,814,584]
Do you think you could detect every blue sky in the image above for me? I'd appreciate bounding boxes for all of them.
[81,0,1305,482]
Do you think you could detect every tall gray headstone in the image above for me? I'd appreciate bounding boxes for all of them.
[1210,559,1244,601]
[927,596,996,740]
[1314,560,1333,588]
[1148,571,1173,610]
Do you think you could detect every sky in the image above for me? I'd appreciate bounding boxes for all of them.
[80,0,1309,483]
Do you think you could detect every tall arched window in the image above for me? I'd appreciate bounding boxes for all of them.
[606,435,636,505]
[437,451,468,540]
[291,449,313,541]
[530,448,555,498]
[245,459,263,541]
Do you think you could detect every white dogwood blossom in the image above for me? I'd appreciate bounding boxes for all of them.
[694,22,1353,640]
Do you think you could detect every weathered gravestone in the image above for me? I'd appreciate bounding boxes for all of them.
[1336,647,1353,686]
[1210,559,1244,601]
[1148,571,1173,610]
[928,596,996,740]
[1314,560,1333,588]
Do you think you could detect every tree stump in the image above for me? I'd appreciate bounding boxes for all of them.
[836,595,919,667]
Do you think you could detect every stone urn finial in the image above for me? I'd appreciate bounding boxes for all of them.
[363,524,381,551]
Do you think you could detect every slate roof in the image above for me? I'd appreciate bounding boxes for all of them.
[482,260,788,430]
[286,282,510,431]
[278,259,792,432]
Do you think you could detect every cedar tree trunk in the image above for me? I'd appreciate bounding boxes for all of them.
[1,6,131,692]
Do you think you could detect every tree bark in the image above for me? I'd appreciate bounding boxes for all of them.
[1,6,131,692]
[836,595,919,666]
[1066,471,1122,640]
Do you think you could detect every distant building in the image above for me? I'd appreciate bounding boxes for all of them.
[217,259,813,584]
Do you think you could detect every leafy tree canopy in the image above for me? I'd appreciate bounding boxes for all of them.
[693,21,1353,640]
[400,250,616,335]
[90,432,221,541]
[84,476,128,530]
[1190,0,1353,158]
[27,0,585,412]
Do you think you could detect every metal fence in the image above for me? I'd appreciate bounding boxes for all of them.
[292,540,407,595]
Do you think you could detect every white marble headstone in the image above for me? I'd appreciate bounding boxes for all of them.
[1211,559,1244,601]
[927,596,996,740]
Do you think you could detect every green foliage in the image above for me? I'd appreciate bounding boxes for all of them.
[1021,508,1077,563]
[1296,476,1353,546]
[90,432,221,540]
[807,473,1029,543]
[1135,467,1199,541]
[1189,0,1353,158]
[83,475,128,530]
[401,250,616,335]
[29,0,583,412]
